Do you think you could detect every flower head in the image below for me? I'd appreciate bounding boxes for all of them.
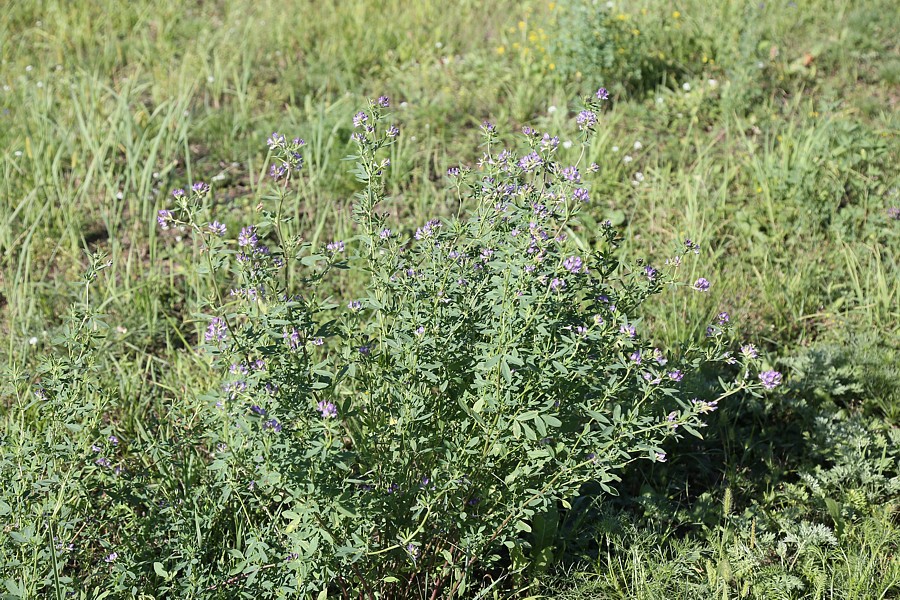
[238,226,258,248]
[576,110,597,130]
[759,370,783,390]
[208,221,226,236]
[205,317,227,343]
[353,112,368,128]
[693,277,711,292]
[156,209,173,230]
[596,87,609,100]
[317,400,337,419]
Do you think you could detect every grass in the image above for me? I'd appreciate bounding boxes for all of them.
[1,0,898,597]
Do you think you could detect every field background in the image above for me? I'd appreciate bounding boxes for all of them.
[2,0,899,597]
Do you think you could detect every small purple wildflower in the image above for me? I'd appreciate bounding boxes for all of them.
[576,110,597,130]
[692,398,719,413]
[887,207,900,220]
[693,277,711,292]
[644,265,658,280]
[379,228,392,239]
[759,370,783,390]
[668,370,684,382]
[284,328,301,350]
[387,125,400,138]
[561,166,581,182]
[667,411,678,429]
[563,255,584,273]
[376,96,390,108]
[358,345,371,355]
[481,121,495,133]
[655,452,667,462]
[316,401,337,419]
[415,326,425,336]
[518,151,543,172]
[326,240,345,253]
[541,133,559,150]
[549,277,566,291]
[250,405,267,416]
[108,435,119,445]
[717,311,730,324]
[104,552,118,563]
[171,188,185,199]
[95,457,111,468]
[267,132,286,149]
[620,324,636,338]
[157,209,173,230]
[447,166,461,177]
[191,182,209,195]
[208,221,226,236]
[348,300,363,311]
[630,350,642,364]
[263,419,282,433]
[205,317,227,343]
[353,112,368,128]
[741,344,759,358]
[573,188,590,203]
[596,87,609,100]
[238,226,258,248]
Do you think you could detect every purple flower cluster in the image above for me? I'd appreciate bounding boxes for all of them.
[573,188,590,203]
[238,226,258,248]
[576,110,597,130]
[205,317,227,343]
[353,112,368,128]
[157,209,173,230]
[563,255,586,273]
[693,277,711,292]
[887,207,900,220]
[208,221,226,236]
[596,87,609,100]
[759,370,783,389]
[561,166,581,182]
[326,240,345,253]
[518,151,543,172]
[415,218,442,240]
[317,400,337,419]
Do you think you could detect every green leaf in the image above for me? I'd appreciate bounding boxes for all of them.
[153,562,169,578]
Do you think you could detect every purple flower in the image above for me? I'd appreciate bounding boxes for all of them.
[415,326,425,336]
[759,370,783,390]
[667,411,678,429]
[376,96,390,107]
[655,452,667,463]
[208,221,226,236]
[348,300,362,311]
[692,398,719,413]
[191,182,209,195]
[518,151,544,172]
[326,240,345,253]
[693,278,711,292]
[630,350,642,364]
[573,188,590,203]
[317,401,337,418]
[250,405,267,416]
[741,344,759,358]
[104,552,118,563]
[267,132,285,149]
[238,226,258,248]
[481,247,494,260]
[596,87,609,100]
[95,457,111,468]
[549,277,566,291]
[263,418,282,432]
[284,328,301,350]
[387,125,400,138]
[415,218,442,240]
[644,265,658,280]
[563,256,584,273]
[620,324,636,338]
[379,228,392,239]
[561,166,581,182]
[717,311,730,324]
[157,209,173,230]
[447,166,461,177]
[668,370,684,382]
[541,134,559,150]
[205,317,227,343]
[108,435,119,445]
[887,207,900,220]
[171,188,185,199]
[576,110,597,130]
[353,112,368,128]
[481,121,495,133]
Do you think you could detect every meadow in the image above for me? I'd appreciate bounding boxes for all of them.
[1,0,898,597]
